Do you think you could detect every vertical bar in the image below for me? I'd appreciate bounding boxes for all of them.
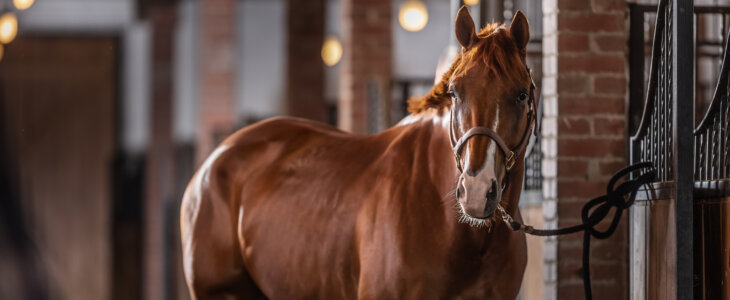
[673,0,695,298]
[629,4,646,136]
[719,101,724,179]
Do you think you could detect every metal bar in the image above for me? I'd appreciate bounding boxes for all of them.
[673,0,695,299]
[630,4,646,136]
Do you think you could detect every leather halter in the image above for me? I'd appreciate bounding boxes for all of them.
[449,67,538,175]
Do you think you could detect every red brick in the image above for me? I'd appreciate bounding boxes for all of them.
[557,137,624,158]
[598,160,626,176]
[591,262,626,282]
[593,76,627,95]
[558,239,627,263]
[593,35,627,52]
[558,159,590,177]
[558,0,591,11]
[557,261,583,285]
[592,0,626,12]
[559,54,625,74]
[558,95,625,115]
[287,0,326,122]
[558,180,607,198]
[595,117,624,136]
[557,283,585,299]
[558,13,624,33]
[556,199,592,222]
[558,117,591,135]
[198,0,236,163]
[558,217,591,230]
[558,75,589,94]
[559,33,591,52]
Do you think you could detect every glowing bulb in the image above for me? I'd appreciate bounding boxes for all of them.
[0,13,18,44]
[321,36,343,67]
[13,0,35,10]
[463,0,480,6]
[398,1,428,32]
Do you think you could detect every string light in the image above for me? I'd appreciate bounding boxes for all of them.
[0,12,18,44]
[13,0,35,11]
[398,0,428,32]
[321,36,343,67]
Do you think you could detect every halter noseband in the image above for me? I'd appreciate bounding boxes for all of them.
[450,67,538,175]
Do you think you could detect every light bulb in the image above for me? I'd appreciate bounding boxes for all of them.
[398,1,429,32]
[0,13,18,44]
[13,0,35,11]
[464,0,480,6]
[321,36,343,67]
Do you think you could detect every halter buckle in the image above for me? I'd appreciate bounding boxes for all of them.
[505,151,516,171]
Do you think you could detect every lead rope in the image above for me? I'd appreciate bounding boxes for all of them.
[497,162,656,300]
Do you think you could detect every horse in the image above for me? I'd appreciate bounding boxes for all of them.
[181,7,536,299]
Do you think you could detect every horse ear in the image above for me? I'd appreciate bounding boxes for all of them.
[455,6,477,49]
[509,10,530,51]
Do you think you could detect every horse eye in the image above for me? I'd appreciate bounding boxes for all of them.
[449,90,457,101]
[517,90,528,102]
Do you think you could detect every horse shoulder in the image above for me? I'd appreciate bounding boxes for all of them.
[355,124,456,299]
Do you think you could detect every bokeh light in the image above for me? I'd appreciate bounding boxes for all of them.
[13,0,35,11]
[321,36,343,67]
[0,13,18,44]
[398,1,428,32]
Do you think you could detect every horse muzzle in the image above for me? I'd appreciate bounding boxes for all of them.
[457,173,502,219]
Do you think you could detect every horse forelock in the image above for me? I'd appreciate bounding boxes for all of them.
[407,23,528,115]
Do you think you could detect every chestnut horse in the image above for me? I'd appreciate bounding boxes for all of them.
[182,7,535,299]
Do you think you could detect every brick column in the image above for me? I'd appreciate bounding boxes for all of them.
[338,0,392,133]
[286,0,326,122]
[145,3,177,300]
[198,0,236,163]
[542,0,628,299]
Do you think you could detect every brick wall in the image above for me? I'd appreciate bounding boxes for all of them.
[542,0,629,299]
[338,0,392,133]
[198,0,236,163]
[145,3,177,300]
[286,0,326,122]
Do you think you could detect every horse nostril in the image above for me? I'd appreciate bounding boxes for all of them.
[456,186,461,199]
[485,179,498,201]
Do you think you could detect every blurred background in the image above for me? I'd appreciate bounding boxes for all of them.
[2,0,727,299]
[0,0,543,299]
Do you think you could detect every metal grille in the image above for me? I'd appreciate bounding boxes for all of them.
[631,0,674,182]
[523,132,542,190]
[630,3,730,183]
[694,27,730,181]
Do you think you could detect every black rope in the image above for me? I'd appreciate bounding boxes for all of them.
[507,162,656,300]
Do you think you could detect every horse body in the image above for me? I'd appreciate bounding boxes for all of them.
[182,7,533,299]
[181,112,526,299]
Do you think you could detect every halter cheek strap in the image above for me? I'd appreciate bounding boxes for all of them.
[450,67,537,174]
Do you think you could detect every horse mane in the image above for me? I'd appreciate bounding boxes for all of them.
[407,23,526,114]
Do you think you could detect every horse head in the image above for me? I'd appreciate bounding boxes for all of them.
[447,7,534,223]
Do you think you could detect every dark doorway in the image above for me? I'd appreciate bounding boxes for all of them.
[0,35,132,299]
